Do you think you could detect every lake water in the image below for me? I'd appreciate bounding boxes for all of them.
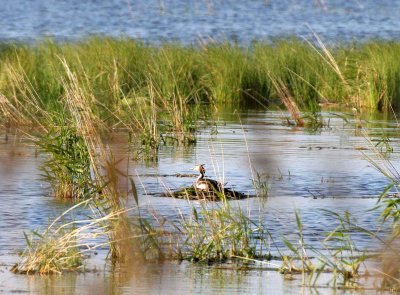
[1,1,400,293]
[1,0,400,44]
[0,110,398,294]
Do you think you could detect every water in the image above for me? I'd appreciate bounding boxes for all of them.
[1,0,400,44]
[0,110,398,294]
[0,259,383,295]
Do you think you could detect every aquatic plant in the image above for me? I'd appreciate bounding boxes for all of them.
[4,37,400,130]
[36,119,93,199]
[373,131,394,156]
[363,131,400,236]
[178,201,269,262]
[60,58,141,262]
[280,211,315,275]
[252,170,269,197]
[320,210,369,287]
[12,198,143,275]
[278,210,375,289]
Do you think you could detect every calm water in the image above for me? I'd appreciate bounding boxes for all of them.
[1,0,400,44]
[0,110,398,294]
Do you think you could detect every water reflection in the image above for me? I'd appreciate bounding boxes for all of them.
[0,259,387,295]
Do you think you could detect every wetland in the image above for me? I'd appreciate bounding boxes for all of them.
[1,1,400,293]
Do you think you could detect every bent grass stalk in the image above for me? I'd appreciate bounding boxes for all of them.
[13,199,144,274]
[60,57,140,262]
[361,127,400,290]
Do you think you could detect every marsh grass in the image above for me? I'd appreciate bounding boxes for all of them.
[178,201,269,262]
[59,57,142,262]
[363,131,400,236]
[36,119,93,199]
[320,210,370,286]
[278,210,381,289]
[252,170,269,197]
[4,38,400,131]
[6,37,400,287]
[280,211,314,275]
[12,198,144,275]
[345,125,400,290]
[16,58,149,274]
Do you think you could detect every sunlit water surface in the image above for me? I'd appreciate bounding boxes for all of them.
[1,1,400,44]
[0,110,399,294]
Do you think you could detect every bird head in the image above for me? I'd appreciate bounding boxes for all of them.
[192,164,206,174]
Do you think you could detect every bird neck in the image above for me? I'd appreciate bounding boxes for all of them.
[197,171,205,182]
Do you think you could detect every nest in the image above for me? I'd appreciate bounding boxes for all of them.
[162,185,248,201]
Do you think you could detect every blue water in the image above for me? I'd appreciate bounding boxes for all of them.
[1,0,400,44]
[0,110,397,294]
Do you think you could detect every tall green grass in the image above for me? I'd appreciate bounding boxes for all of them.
[178,201,269,262]
[3,38,400,128]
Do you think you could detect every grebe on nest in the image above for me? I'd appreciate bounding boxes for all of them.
[193,164,223,192]
[162,164,247,200]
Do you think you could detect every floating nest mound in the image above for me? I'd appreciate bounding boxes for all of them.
[162,185,248,201]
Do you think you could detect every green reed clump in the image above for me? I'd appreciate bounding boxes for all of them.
[37,120,93,199]
[358,42,400,110]
[5,38,400,142]
[1,42,65,113]
[201,44,251,103]
[179,202,269,262]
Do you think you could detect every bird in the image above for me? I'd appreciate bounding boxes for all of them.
[192,164,223,193]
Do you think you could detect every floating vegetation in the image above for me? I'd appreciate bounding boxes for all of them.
[163,164,248,200]
[163,185,248,201]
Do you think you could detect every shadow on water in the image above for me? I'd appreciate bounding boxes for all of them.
[0,109,399,293]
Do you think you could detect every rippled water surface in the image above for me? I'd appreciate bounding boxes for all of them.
[0,110,398,294]
[1,0,400,43]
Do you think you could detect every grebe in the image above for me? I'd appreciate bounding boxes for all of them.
[193,164,223,192]
[161,164,247,200]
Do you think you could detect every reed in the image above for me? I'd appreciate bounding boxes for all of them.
[359,42,400,110]
[178,201,269,262]
[279,210,371,288]
[4,38,400,131]
[59,57,141,262]
[12,198,144,274]
[36,119,93,199]
[353,126,400,290]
